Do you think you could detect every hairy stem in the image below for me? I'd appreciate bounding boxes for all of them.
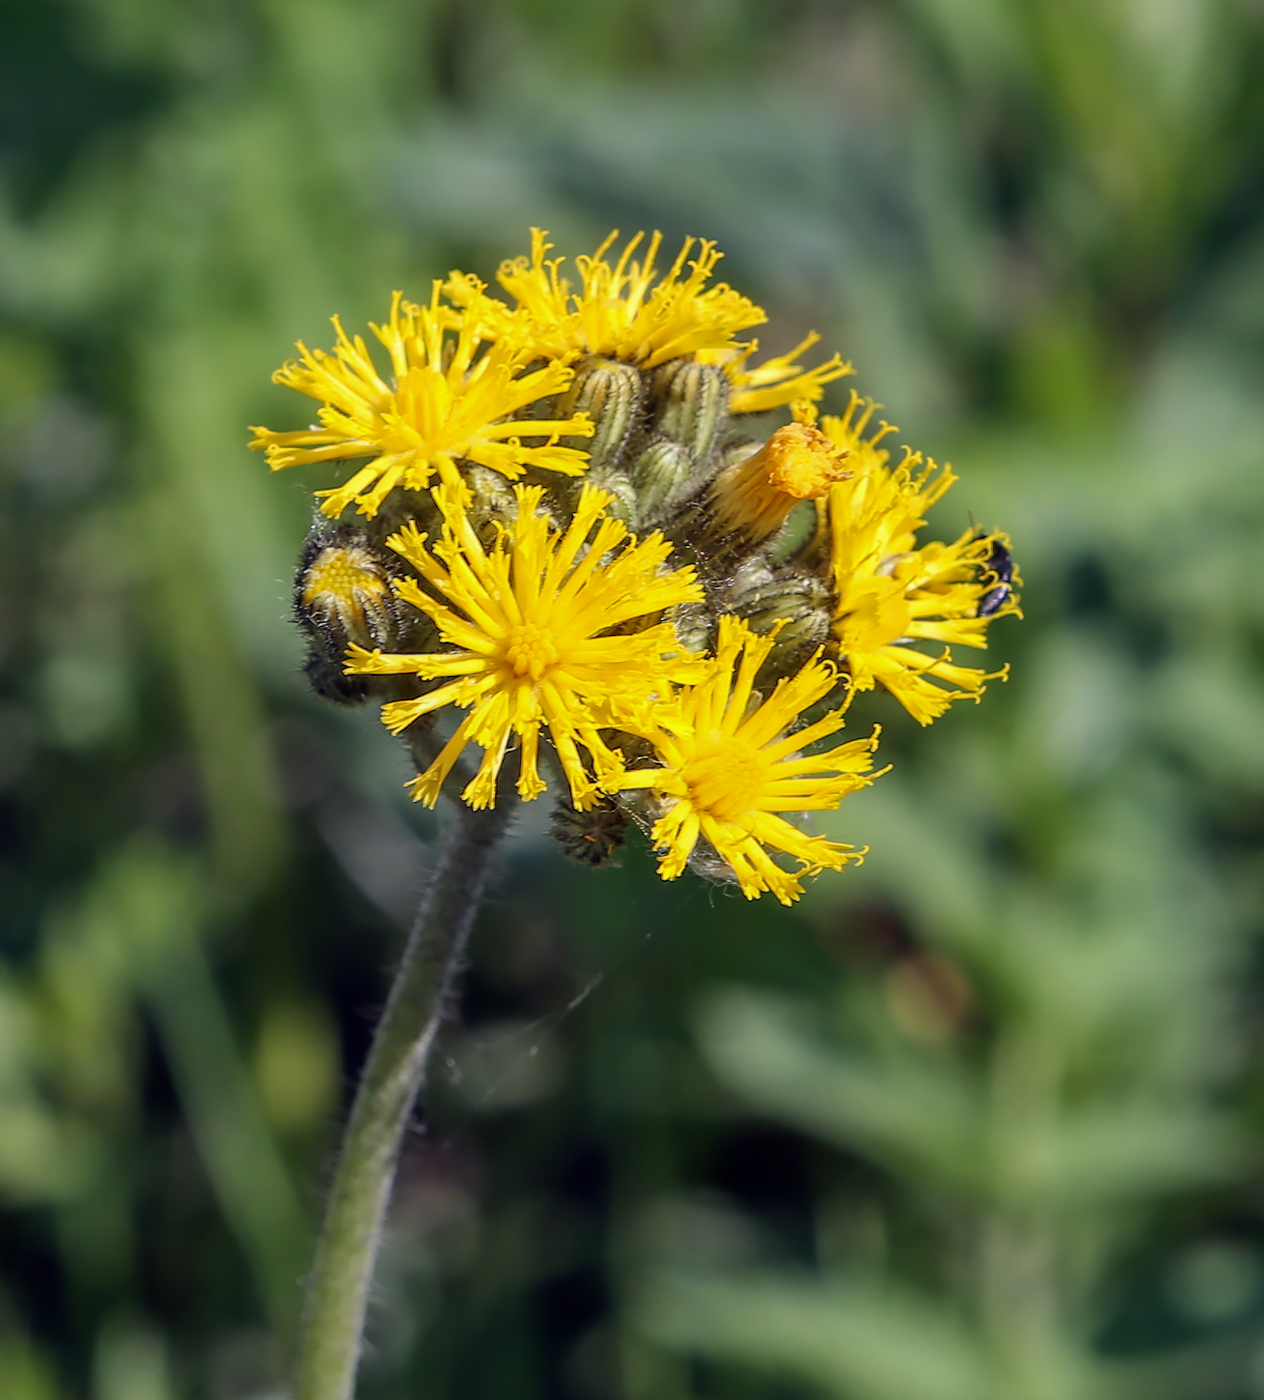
[294,798,516,1400]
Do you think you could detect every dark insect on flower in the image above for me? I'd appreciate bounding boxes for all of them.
[976,535,1015,618]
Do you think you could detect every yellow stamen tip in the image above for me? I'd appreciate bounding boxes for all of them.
[761,421,851,501]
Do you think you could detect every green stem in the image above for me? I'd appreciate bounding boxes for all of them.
[294,798,515,1400]
[977,1026,1064,1400]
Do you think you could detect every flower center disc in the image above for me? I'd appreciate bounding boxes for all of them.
[682,737,769,824]
[503,621,561,682]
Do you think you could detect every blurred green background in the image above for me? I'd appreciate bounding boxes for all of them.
[4,1,1264,1397]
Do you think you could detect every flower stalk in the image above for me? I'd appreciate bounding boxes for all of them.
[293,796,516,1400]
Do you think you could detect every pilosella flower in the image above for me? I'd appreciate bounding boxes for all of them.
[446,228,765,370]
[346,482,703,811]
[611,617,883,905]
[814,394,1022,724]
[250,285,594,518]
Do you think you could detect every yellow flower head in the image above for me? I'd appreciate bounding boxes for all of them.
[697,331,853,416]
[611,616,882,905]
[445,228,768,370]
[820,405,1021,724]
[711,401,852,546]
[346,483,704,810]
[249,285,594,518]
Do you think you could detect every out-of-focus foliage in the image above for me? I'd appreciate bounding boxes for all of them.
[4,1,1264,1398]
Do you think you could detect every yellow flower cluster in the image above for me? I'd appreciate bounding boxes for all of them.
[257,229,1019,903]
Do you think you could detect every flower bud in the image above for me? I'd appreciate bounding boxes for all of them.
[726,559,833,679]
[556,356,643,470]
[599,474,640,523]
[628,435,696,522]
[669,600,716,657]
[295,526,402,703]
[464,463,523,542]
[550,794,628,867]
[648,359,730,467]
[297,529,399,652]
[303,652,372,705]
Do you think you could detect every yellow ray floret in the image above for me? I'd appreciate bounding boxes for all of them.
[698,331,853,415]
[820,407,1022,724]
[345,483,704,810]
[249,285,594,518]
[610,616,883,905]
[821,390,900,476]
[445,228,767,370]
